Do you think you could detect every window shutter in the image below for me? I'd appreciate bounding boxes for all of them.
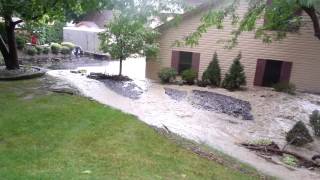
[254,59,267,86]
[171,51,180,71]
[280,61,293,83]
[192,53,200,77]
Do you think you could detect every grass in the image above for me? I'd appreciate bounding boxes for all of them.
[0,79,266,179]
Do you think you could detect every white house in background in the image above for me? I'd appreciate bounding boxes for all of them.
[63,10,113,55]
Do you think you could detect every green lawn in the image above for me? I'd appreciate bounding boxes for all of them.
[0,79,265,180]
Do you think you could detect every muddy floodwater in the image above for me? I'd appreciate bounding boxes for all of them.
[22,56,320,180]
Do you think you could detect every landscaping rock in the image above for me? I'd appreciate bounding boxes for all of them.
[189,90,254,120]
[0,66,46,80]
[164,88,187,101]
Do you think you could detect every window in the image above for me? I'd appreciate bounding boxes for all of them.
[178,51,193,74]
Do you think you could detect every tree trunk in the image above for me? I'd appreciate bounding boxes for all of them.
[302,6,320,40]
[119,58,123,76]
[0,16,19,70]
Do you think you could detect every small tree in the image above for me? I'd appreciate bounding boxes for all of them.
[286,121,313,146]
[310,110,320,137]
[222,53,246,91]
[202,52,221,86]
[99,15,159,76]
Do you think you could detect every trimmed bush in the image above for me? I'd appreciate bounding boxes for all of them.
[222,53,246,91]
[310,110,320,137]
[16,35,27,50]
[181,69,197,85]
[286,121,313,146]
[202,52,221,86]
[35,45,44,54]
[61,42,75,50]
[50,43,62,54]
[158,67,177,84]
[61,46,72,55]
[273,82,296,95]
[42,47,50,54]
[25,46,37,56]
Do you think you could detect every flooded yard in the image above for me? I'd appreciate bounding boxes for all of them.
[16,56,320,180]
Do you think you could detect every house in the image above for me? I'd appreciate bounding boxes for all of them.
[146,0,320,93]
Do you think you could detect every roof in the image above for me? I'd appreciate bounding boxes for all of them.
[157,0,223,32]
[81,10,113,28]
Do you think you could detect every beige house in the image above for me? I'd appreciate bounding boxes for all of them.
[146,0,320,93]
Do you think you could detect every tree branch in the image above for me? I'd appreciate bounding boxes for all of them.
[302,6,320,40]
[13,19,23,26]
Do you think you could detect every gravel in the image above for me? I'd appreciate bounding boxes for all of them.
[190,90,254,120]
[98,79,143,100]
[164,88,188,101]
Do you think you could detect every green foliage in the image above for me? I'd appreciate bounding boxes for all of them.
[50,43,62,54]
[310,110,320,136]
[282,154,298,167]
[23,20,65,44]
[99,15,159,60]
[158,67,177,84]
[249,139,273,146]
[99,14,159,75]
[286,121,313,146]
[273,82,296,95]
[222,53,246,91]
[16,34,28,50]
[202,52,221,87]
[35,45,44,54]
[61,42,75,50]
[42,46,50,54]
[60,46,72,55]
[25,46,37,56]
[181,69,197,85]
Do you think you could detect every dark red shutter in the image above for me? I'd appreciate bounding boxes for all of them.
[280,61,293,83]
[254,59,267,86]
[171,51,180,71]
[192,53,200,77]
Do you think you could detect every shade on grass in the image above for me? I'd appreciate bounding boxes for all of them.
[0,80,261,179]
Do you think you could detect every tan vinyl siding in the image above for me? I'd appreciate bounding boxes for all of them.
[146,1,320,93]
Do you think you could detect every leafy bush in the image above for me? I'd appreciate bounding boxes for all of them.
[282,154,298,167]
[16,34,27,50]
[202,52,221,86]
[197,80,208,87]
[61,46,72,55]
[222,53,246,91]
[181,69,197,85]
[51,43,62,54]
[286,121,313,146]
[310,110,320,137]
[42,47,50,54]
[61,42,75,50]
[35,45,44,54]
[158,67,177,84]
[25,46,37,56]
[273,82,296,95]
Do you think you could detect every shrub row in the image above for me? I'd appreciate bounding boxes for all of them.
[158,52,247,91]
[24,42,75,56]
